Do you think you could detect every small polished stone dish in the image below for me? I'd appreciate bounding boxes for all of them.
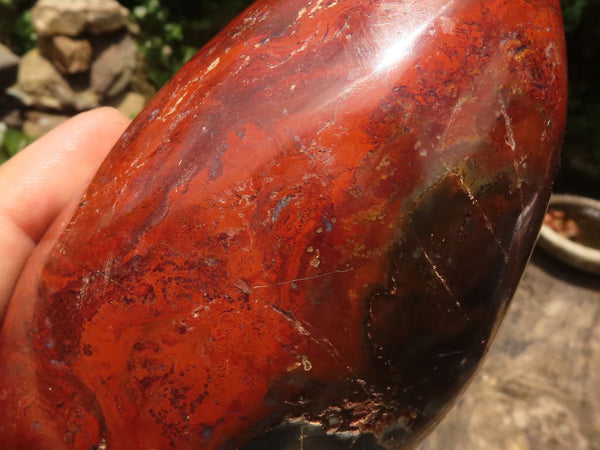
[539,194,600,275]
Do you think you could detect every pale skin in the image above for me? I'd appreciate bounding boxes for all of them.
[0,107,130,322]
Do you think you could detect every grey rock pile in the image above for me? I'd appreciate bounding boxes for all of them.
[3,0,154,139]
[32,0,130,36]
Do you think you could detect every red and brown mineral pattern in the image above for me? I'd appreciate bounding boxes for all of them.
[0,0,567,448]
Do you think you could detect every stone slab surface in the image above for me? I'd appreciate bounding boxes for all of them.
[421,249,600,450]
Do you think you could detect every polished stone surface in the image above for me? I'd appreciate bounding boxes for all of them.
[0,0,567,448]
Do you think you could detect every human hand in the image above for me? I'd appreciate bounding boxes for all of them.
[0,107,130,322]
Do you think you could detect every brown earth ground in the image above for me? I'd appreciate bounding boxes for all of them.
[419,248,600,450]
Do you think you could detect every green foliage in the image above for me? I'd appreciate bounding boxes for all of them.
[0,125,32,164]
[561,0,588,31]
[0,0,36,55]
[122,0,253,88]
[126,0,193,87]
[559,0,600,175]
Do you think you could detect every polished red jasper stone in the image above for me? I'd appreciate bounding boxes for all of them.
[0,0,566,448]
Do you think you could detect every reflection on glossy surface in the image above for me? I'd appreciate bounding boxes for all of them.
[0,0,566,448]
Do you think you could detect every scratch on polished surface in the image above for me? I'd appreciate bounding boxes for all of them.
[456,173,511,263]
[251,267,354,289]
[499,97,525,210]
[437,97,511,263]
[417,238,464,313]
[270,304,312,337]
[270,303,368,393]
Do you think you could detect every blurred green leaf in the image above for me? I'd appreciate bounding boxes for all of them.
[560,0,600,170]
[0,1,36,55]
[0,126,33,163]
[122,0,253,89]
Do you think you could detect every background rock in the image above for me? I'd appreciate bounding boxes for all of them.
[32,0,129,37]
[420,250,600,450]
[129,51,158,100]
[107,90,146,118]
[91,31,137,99]
[1,0,151,149]
[8,49,99,111]
[39,35,93,74]
[22,111,70,139]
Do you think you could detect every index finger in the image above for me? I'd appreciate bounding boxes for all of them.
[0,107,130,316]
